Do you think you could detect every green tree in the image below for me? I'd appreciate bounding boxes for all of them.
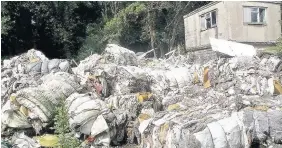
[1,1,101,58]
[1,1,209,59]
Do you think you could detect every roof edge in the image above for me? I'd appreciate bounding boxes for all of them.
[183,1,281,19]
[183,2,222,19]
[253,1,281,4]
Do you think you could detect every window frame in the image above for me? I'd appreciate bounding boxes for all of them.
[200,9,217,31]
[243,6,267,25]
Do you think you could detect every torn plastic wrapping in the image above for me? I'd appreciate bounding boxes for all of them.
[1,72,81,133]
[139,108,282,148]
[11,132,40,148]
[1,43,282,147]
[103,44,138,66]
[66,93,129,146]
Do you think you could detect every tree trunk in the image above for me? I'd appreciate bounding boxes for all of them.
[148,9,156,58]
[169,24,177,52]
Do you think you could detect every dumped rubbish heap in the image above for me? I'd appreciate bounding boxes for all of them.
[1,43,282,148]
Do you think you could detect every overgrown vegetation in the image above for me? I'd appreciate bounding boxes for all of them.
[265,38,282,55]
[1,1,210,60]
[53,98,80,148]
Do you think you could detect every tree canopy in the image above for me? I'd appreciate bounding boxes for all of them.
[1,1,210,60]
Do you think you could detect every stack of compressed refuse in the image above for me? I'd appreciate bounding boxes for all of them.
[102,44,138,66]
[2,49,70,75]
[136,54,282,147]
[1,43,282,148]
[65,92,128,146]
[65,44,162,147]
[72,44,137,77]
[1,49,70,107]
[1,72,81,134]
[72,44,141,97]
[139,108,282,148]
[66,43,282,147]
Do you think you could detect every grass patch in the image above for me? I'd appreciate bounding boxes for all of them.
[264,38,282,55]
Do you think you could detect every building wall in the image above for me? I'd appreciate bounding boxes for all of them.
[184,2,228,49]
[184,1,281,50]
[226,1,281,42]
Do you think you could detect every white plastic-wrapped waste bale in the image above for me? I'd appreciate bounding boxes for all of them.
[66,93,128,146]
[148,68,170,96]
[3,49,70,75]
[71,54,102,76]
[3,49,48,71]
[1,72,41,108]
[1,100,32,129]
[105,94,139,117]
[139,111,205,148]
[139,108,282,148]
[11,132,40,148]
[71,43,139,85]
[1,72,81,133]
[103,44,138,66]
[1,49,70,103]
[26,59,70,74]
[165,67,192,90]
[111,66,150,95]
[105,93,161,121]
[66,93,108,135]
[146,66,193,96]
[259,56,281,72]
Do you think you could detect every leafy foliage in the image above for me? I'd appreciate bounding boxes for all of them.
[1,1,209,59]
[53,98,80,148]
[1,1,101,58]
[265,38,282,54]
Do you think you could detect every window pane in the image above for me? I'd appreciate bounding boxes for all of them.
[206,18,211,28]
[251,12,258,22]
[205,13,211,18]
[211,11,216,26]
[259,8,265,22]
[201,16,206,30]
[251,7,258,12]
[243,7,251,23]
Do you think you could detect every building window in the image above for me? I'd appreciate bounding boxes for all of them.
[244,7,266,24]
[201,10,217,30]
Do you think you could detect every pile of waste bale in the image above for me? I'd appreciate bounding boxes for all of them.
[1,42,282,148]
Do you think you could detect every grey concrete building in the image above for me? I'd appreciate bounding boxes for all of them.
[184,1,281,51]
